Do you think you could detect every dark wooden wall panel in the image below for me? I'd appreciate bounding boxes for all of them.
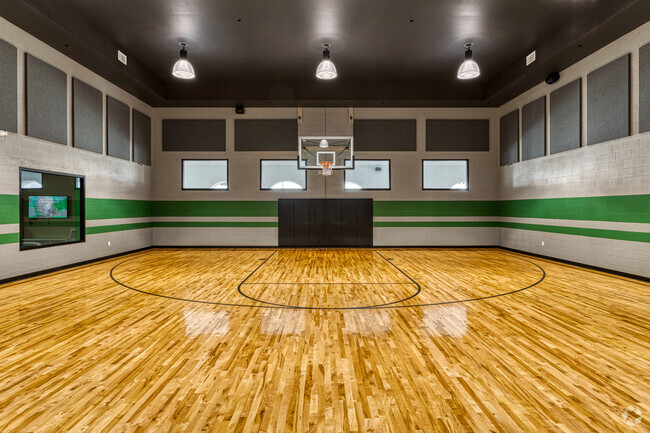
[499,110,519,166]
[133,109,151,165]
[235,119,297,151]
[25,54,67,144]
[640,43,650,134]
[72,78,103,154]
[106,96,130,160]
[163,119,226,151]
[426,119,489,151]
[278,199,294,246]
[354,120,416,151]
[587,54,630,145]
[550,78,581,154]
[0,39,17,133]
[356,200,373,246]
[521,96,546,161]
[293,200,310,246]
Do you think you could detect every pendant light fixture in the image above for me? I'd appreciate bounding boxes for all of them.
[457,43,480,80]
[316,43,337,80]
[172,42,195,79]
[319,108,329,147]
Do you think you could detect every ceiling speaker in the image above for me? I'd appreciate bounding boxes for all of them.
[235,105,245,114]
[545,72,560,85]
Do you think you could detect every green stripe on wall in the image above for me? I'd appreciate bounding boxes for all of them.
[153,221,277,228]
[0,195,19,225]
[0,233,19,245]
[500,195,650,223]
[86,222,153,235]
[373,201,498,217]
[86,198,152,220]
[152,201,277,217]
[374,221,497,228]
[500,222,650,243]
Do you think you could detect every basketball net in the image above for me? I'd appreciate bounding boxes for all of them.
[319,161,333,176]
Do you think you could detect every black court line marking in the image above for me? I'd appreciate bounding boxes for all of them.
[236,250,421,310]
[242,282,413,285]
[110,249,546,309]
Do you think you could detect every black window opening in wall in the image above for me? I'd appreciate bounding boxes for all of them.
[278,199,373,247]
[19,168,85,251]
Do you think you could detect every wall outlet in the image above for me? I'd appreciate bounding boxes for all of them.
[541,241,545,246]
[107,241,111,246]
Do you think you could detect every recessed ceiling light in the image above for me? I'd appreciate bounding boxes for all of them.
[172,42,195,79]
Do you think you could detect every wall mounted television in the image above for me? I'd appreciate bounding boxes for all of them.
[28,196,68,218]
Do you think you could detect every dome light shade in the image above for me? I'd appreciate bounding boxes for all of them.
[316,43,337,79]
[457,43,480,80]
[319,139,329,148]
[172,43,195,79]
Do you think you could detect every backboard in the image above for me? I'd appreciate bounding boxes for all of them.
[298,136,353,170]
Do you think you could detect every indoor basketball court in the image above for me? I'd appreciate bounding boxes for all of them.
[1,1,649,432]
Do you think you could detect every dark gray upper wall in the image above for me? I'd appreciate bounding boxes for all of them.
[521,96,546,161]
[72,78,103,154]
[640,42,650,134]
[162,119,226,151]
[235,119,297,151]
[354,120,416,151]
[106,96,130,160]
[0,39,17,133]
[550,78,581,154]
[25,54,67,145]
[133,109,151,165]
[499,110,519,166]
[426,119,489,151]
[587,54,630,145]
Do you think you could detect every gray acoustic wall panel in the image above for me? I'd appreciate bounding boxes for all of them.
[354,119,416,151]
[25,54,67,145]
[587,54,630,145]
[0,39,17,133]
[235,119,297,151]
[550,78,581,154]
[426,119,489,151]
[72,78,103,154]
[133,109,151,165]
[521,96,546,161]
[106,96,130,161]
[640,43,650,133]
[499,110,519,166]
[162,119,226,151]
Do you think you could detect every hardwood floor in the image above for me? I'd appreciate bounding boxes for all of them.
[0,248,647,432]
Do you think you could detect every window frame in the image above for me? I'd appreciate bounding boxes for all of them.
[343,159,391,191]
[421,159,470,191]
[181,159,229,191]
[259,159,308,191]
[18,167,86,251]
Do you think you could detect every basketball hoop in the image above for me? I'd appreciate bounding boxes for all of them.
[319,161,334,176]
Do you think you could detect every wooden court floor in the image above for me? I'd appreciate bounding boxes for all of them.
[0,248,648,432]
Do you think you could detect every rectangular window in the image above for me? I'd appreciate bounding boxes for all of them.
[344,160,390,190]
[260,160,306,190]
[182,160,228,190]
[19,168,85,250]
[422,160,469,190]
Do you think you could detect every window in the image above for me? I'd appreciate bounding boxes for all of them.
[182,160,228,190]
[344,160,390,190]
[260,160,306,190]
[19,168,85,250]
[422,160,469,190]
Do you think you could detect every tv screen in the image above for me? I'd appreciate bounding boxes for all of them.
[28,196,68,218]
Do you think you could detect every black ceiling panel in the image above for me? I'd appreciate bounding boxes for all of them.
[4,0,649,107]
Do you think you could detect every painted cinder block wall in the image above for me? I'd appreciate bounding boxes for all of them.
[497,21,650,278]
[0,17,153,281]
[150,107,500,247]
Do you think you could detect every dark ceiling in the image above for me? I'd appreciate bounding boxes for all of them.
[2,0,649,107]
